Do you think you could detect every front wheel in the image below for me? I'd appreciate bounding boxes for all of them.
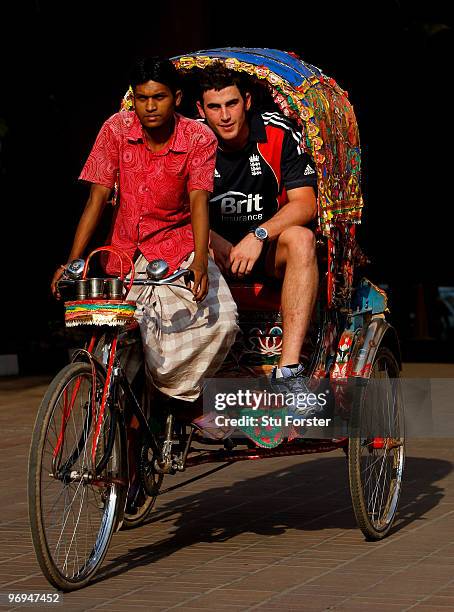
[28,362,124,590]
[348,347,405,540]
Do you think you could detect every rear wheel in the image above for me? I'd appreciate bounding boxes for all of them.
[28,362,124,590]
[348,347,405,540]
[122,384,163,529]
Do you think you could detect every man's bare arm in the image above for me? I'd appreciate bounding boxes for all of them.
[227,186,317,277]
[260,186,316,239]
[188,189,210,302]
[209,230,233,275]
[51,183,111,297]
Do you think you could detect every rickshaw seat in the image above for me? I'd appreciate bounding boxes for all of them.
[228,282,281,312]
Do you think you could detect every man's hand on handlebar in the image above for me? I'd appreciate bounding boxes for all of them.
[187,258,209,302]
[51,266,66,300]
[50,256,208,302]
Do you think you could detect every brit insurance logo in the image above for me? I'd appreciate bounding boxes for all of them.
[210,191,264,223]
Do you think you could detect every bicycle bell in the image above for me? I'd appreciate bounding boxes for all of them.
[65,258,85,280]
[146,259,169,280]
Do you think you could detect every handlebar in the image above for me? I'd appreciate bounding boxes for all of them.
[58,268,194,293]
[126,268,193,286]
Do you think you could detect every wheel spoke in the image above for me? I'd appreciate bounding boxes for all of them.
[350,349,405,538]
[29,363,121,589]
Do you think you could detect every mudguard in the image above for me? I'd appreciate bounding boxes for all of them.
[331,278,401,381]
[350,316,401,378]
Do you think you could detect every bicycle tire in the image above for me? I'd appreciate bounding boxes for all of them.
[348,346,405,540]
[28,362,125,590]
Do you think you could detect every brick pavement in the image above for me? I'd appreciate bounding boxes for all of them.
[0,367,453,611]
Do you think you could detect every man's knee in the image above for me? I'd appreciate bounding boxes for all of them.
[278,226,316,262]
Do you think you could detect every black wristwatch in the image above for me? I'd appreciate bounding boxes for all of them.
[248,226,269,242]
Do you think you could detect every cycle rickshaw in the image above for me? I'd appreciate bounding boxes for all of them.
[28,48,405,591]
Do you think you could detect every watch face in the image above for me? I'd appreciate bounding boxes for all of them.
[255,227,268,241]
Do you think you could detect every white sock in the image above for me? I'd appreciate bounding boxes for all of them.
[274,364,304,379]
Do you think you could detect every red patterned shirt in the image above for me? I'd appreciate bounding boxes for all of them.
[79,111,217,275]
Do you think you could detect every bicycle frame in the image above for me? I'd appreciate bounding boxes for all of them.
[71,329,158,453]
[55,323,195,495]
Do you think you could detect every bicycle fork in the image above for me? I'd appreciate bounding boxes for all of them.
[51,333,124,487]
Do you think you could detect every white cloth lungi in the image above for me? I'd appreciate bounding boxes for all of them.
[126,254,239,401]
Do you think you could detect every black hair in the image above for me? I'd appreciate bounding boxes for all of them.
[130,57,180,94]
[197,61,249,102]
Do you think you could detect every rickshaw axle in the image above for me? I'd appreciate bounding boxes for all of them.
[370,437,403,450]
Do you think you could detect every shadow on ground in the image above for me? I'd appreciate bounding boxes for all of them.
[94,454,451,584]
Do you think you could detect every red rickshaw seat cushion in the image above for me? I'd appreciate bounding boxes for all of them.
[228,282,281,312]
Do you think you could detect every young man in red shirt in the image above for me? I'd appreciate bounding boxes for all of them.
[196,63,319,407]
[51,58,238,400]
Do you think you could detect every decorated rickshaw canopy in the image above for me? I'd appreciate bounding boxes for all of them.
[172,48,364,236]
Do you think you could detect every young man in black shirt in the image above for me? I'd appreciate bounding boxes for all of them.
[196,63,319,401]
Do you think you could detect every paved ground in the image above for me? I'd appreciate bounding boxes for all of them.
[0,365,453,611]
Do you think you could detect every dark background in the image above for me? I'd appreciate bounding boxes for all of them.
[0,0,452,372]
